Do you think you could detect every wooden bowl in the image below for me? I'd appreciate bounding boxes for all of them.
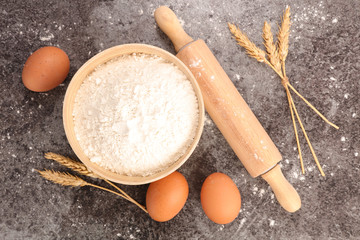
[63,44,204,185]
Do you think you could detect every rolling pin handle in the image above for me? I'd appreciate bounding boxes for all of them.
[154,6,194,52]
[261,164,301,212]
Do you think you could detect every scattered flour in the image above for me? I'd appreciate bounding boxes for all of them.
[252,186,258,195]
[39,32,54,41]
[269,219,275,227]
[239,218,246,228]
[204,115,213,125]
[189,58,202,68]
[259,188,265,197]
[178,17,185,27]
[73,53,199,176]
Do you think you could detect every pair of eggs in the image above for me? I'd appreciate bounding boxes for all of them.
[146,171,241,224]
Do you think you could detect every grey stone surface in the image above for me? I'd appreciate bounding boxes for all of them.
[1,0,359,239]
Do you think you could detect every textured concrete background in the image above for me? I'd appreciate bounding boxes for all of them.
[1,0,359,239]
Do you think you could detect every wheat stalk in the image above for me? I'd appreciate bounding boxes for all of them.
[37,169,148,213]
[44,152,138,205]
[41,154,148,213]
[262,21,281,73]
[228,6,339,176]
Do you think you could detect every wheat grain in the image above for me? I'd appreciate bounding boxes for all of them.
[278,7,291,63]
[228,23,267,63]
[37,169,88,187]
[263,21,281,73]
[44,152,99,178]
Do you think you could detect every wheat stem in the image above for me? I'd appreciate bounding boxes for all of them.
[288,92,325,176]
[282,61,287,78]
[286,83,339,129]
[285,87,305,174]
[86,183,148,213]
[264,59,284,78]
[102,179,143,211]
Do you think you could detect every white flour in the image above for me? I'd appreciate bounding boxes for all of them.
[73,53,199,176]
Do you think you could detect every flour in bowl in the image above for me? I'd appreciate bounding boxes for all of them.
[73,53,199,176]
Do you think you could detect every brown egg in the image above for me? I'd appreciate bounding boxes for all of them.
[201,172,241,224]
[22,46,70,92]
[146,171,189,222]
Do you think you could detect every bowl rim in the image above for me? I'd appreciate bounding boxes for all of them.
[63,43,204,185]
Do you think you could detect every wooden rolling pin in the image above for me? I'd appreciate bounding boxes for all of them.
[155,6,301,212]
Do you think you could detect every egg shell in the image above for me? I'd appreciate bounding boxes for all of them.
[22,46,70,92]
[201,172,241,224]
[146,171,189,222]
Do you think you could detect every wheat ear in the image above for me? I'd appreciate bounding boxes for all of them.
[45,152,99,178]
[278,6,291,66]
[228,23,267,63]
[228,22,284,78]
[37,169,148,213]
[263,21,281,73]
[37,169,88,187]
